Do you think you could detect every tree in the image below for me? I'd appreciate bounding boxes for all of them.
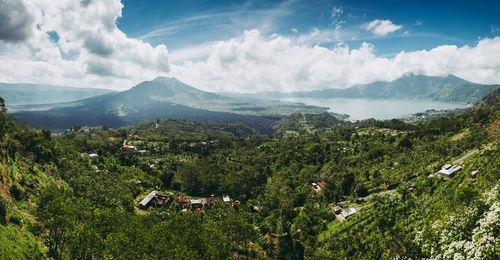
[36,185,77,259]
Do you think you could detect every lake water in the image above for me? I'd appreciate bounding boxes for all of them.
[278,97,467,121]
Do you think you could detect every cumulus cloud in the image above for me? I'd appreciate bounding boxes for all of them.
[366,19,402,36]
[171,30,500,93]
[0,0,169,89]
[0,0,34,42]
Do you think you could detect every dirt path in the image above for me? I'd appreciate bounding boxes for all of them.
[452,149,479,164]
[337,189,397,205]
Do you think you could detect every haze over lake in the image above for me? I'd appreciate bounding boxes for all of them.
[278,97,467,121]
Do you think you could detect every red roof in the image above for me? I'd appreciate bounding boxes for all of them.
[177,197,188,202]
[317,182,328,188]
[474,123,481,126]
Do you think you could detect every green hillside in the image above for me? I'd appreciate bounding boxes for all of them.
[0,89,498,258]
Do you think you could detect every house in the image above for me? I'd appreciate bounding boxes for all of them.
[438,164,462,177]
[88,153,98,157]
[122,145,137,150]
[340,208,356,220]
[139,190,157,209]
[441,164,452,170]
[139,150,147,153]
[471,170,478,177]
[154,193,171,207]
[317,182,327,189]
[333,206,342,214]
[311,182,327,192]
[190,199,203,209]
[311,183,321,192]
[177,197,188,208]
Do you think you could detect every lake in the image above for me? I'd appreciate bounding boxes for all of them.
[278,97,467,121]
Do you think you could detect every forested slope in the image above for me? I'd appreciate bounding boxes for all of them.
[0,89,498,259]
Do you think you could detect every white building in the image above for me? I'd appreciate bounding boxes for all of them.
[340,208,356,220]
[438,165,462,177]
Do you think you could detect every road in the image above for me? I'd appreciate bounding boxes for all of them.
[452,149,479,164]
[337,189,397,205]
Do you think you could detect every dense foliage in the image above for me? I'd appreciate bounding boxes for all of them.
[0,91,499,259]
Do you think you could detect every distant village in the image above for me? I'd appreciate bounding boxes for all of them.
[138,190,237,213]
[85,131,481,221]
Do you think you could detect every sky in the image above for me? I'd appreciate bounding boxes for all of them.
[0,0,500,93]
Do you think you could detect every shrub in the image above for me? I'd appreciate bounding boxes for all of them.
[0,195,9,223]
[9,183,26,201]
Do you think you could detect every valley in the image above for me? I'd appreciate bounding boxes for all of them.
[0,88,498,258]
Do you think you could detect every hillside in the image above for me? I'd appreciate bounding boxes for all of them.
[273,112,349,137]
[0,89,499,259]
[9,77,328,133]
[248,74,500,104]
[0,83,113,106]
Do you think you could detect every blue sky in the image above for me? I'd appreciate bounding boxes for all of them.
[119,0,500,59]
[1,0,500,92]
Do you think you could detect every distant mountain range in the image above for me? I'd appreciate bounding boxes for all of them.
[6,74,500,133]
[233,74,500,104]
[0,83,114,106]
[9,77,328,133]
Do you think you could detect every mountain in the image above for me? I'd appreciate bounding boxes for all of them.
[0,83,114,106]
[9,77,329,133]
[242,74,500,104]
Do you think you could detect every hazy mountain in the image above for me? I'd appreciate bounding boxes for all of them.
[236,74,500,104]
[0,83,114,106]
[9,77,329,133]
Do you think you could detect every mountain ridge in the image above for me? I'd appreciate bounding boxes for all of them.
[231,74,500,104]
[9,77,328,133]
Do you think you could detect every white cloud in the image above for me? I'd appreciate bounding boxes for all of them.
[330,6,344,29]
[366,19,402,36]
[0,0,169,90]
[170,30,500,93]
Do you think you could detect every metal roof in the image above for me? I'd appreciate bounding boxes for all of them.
[139,190,157,207]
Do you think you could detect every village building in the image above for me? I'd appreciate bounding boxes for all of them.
[139,191,172,209]
[139,190,157,209]
[438,164,462,177]
[154,193,171,207]
[88,153,98,157]
[190,199,203,209]
[122,145,137,150]
[340,208,357,220]
[333,206,342,214]
[177,197,188,208]
[311,182,327,192]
